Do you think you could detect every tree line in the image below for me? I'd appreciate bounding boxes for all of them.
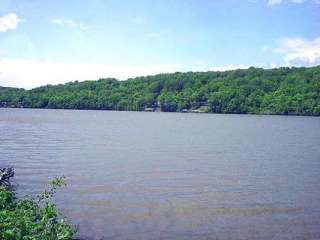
[0,66,319,116]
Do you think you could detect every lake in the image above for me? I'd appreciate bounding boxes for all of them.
[1,108,320,240]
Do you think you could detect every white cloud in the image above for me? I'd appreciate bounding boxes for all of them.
[0,13,20,32]
[274,37,320,66]
[50,19,90,31]
[210,64,250,72]
[268,0,283,6]
[267,0,306,6]
[0,58,183,89]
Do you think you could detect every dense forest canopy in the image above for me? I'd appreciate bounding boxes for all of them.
[0,66,319,116]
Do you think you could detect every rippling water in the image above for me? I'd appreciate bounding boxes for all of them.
[1,108,320,239]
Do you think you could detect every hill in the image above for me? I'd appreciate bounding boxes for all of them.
[0,66,319,116]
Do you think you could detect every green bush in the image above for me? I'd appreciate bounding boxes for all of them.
[0,177,75,240]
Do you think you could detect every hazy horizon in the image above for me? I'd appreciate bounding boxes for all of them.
[1,65,320,90]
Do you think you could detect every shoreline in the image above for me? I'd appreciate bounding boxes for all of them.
[0,106,319,117]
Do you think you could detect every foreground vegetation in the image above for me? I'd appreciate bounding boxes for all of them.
[0,66,319,115]
[0,177,75,240]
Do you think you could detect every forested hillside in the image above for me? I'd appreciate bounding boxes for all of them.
[1,66,319,116]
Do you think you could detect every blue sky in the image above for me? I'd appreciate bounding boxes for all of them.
[0,0,319,88]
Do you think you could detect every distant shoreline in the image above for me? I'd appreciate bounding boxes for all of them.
[1,106,318,117]
[1,66,319,116]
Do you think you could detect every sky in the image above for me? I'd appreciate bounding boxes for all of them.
[0,0,319,89]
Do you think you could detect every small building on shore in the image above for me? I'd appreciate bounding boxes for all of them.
[144,107,155,112]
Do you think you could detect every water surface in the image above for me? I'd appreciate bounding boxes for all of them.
[1,108,320,239]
